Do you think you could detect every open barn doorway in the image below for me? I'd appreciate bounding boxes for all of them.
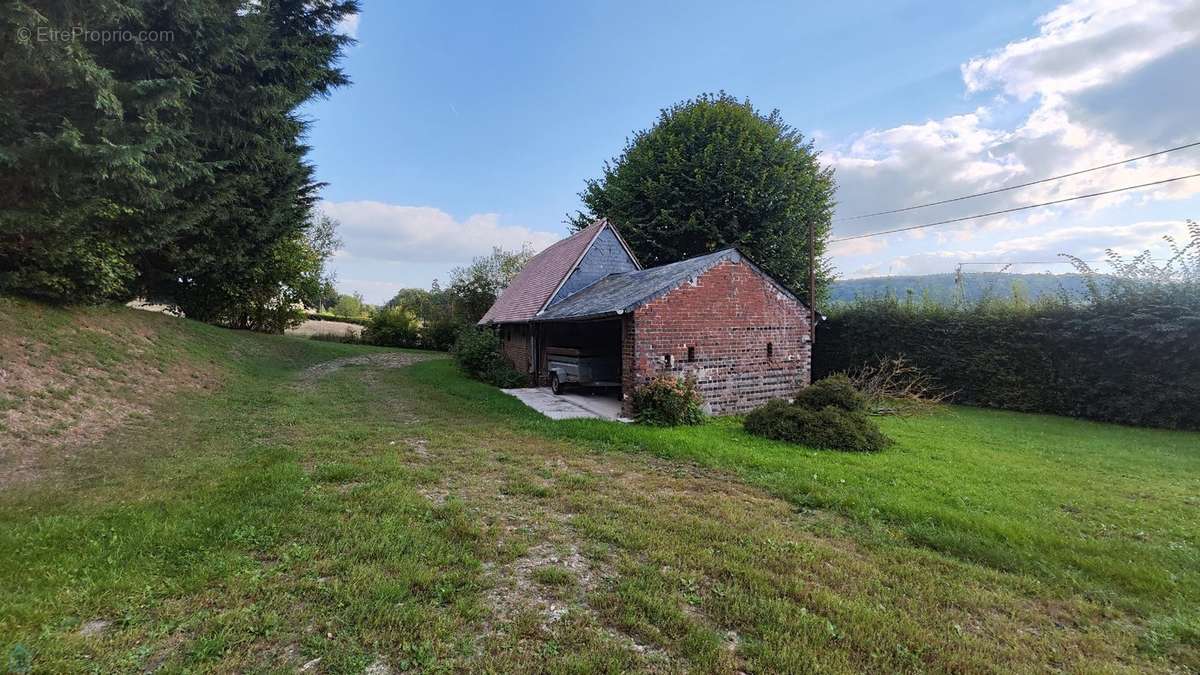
[534,318,623,409]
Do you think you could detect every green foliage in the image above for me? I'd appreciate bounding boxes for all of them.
[363,307,422,348]
[815,274,1200,430]
[817,225,1200,429]
[383,285,466,351]
[180,219,339,333]
[451,326,526,387]
[448,246,535,323]
[361,291,462,352]
[0,0,358,325]
[1068,220,1200,295]
[309,279,341,312]
[631,375,706,426]
[744,400,890,453]
[793,374,865,412]
[570,92,836,299]
[744,376,889,452]
[0,238,137,305]
[332,293,370,319]
[305,312,370,327]
[483,361,528,388]
[420,318,463,352]
[378,248,535,350]
[386,288,437,312]
[366,245,535,349]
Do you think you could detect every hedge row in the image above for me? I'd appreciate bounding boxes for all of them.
[813,298,1200,430]
[304,312,370,326]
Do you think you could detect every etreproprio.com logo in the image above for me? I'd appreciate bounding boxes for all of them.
[15,25,174,45]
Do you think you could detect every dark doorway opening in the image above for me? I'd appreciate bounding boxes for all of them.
[536,319,622,399]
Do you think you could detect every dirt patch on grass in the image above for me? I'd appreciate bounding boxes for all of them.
[485,541,600,628]
[298,352,440,382]
[0,320,220,487]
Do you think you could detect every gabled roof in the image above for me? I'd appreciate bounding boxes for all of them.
[535,248,812,322]
[478,219,639,325]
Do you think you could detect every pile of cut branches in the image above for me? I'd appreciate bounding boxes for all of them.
[845,356,952,416]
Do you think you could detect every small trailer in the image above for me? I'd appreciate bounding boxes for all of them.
[545,346,620,395]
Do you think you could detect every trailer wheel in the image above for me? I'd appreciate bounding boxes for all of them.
[550,373,563,395]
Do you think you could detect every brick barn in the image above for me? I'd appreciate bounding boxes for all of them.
[478,219,816,416]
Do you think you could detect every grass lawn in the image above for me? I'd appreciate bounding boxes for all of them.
[1,303,1197,672]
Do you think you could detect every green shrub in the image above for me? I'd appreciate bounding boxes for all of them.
[304,312,370,326]
[485,360,528,388]
[632,375,705,426]
[793,374,865,412]
[363,307,422,348]
[229,296,306,335]
[452,326,501,378]
[420,319,463,352]
[744,399,889,453]
[451,327,527,387]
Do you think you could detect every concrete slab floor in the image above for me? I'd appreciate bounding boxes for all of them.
[500,387,630,422]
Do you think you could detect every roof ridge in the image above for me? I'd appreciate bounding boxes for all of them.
[527,219,603,260]
[628,247,736,275]
[477,218,610,325]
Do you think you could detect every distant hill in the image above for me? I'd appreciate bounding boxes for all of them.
[828,272,1102,305]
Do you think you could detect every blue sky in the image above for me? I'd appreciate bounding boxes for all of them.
[306,0,1200,303]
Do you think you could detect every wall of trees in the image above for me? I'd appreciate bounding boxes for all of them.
[1,1,357,332]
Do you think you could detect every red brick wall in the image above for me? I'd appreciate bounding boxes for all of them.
[620,314,636,414]
[498,324,531,378]
[622,258,812,415]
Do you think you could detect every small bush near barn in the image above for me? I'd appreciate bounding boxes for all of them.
[793,374,865,412]
[452,327,527,387]
[421,319,463,352]
[632,374,706,426]
[745,377,890,452]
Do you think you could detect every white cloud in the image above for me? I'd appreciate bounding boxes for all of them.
[842,219,1191,278]
[828,0,1200,276]
[829,237,887,258]
[961,0,1199,100]
[986,219,1190,257]
[337,12,360,38]
[337,278,404,297]
[320,200,561,264]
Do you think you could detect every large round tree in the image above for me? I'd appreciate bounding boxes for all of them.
[570,93,836,299]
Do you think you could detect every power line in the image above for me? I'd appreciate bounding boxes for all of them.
[956,258,1166,267]
[834,141,1200,222]
[831,172,1200,243]
[956,260,1106,266]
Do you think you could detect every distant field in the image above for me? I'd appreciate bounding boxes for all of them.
[1,300,1196,672]
[285,319,365,339]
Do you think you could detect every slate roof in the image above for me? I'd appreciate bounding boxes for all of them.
[478,220,607,325]
[536,248,806,322]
